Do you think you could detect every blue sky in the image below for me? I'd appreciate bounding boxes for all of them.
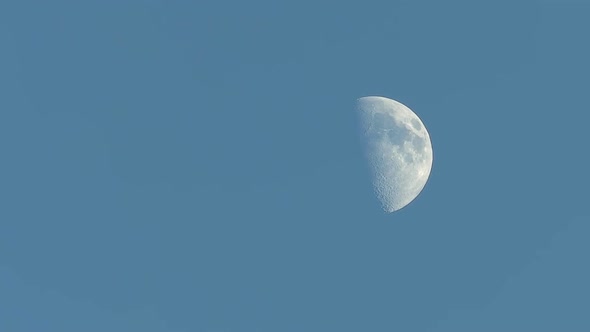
[1,1,588,331]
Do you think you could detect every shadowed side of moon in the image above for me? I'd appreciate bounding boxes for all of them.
[357,96,433,213]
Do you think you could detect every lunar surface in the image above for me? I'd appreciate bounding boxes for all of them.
[357,96,433,212]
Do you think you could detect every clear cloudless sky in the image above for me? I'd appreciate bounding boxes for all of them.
[1,1,589,331]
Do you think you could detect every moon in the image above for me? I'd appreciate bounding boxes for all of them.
[357,96,433,213]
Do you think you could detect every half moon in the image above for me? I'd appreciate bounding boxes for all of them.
[357,96,433,213]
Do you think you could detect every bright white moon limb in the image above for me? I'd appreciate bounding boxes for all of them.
[357,96,433,213]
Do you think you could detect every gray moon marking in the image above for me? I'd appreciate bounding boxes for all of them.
[357,96,433,213]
